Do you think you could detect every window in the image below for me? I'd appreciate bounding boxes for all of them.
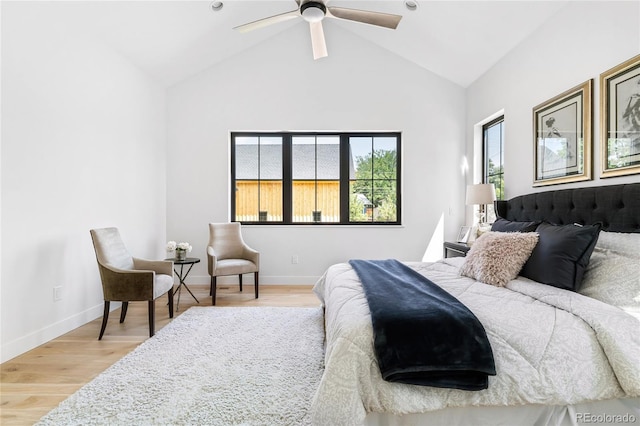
[292,135,340,222]
[233,135,283,222]
[231,132,401,225]
[483,116,504,198]
[482,116,504,221]
[349,136,399,223]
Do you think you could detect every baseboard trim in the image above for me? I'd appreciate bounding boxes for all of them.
[0,302,116,363]
[2,276,321,363]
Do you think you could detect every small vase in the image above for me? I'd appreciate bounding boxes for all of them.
[175,250,187,261]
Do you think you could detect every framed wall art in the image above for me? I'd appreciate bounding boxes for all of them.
[532,80,592,187]
[600,54,640,178]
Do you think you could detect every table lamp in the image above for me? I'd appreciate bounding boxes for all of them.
[466,183,497,225]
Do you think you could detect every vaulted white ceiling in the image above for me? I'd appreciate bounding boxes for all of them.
[26,0,569,88]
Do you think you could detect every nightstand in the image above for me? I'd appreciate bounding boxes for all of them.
[443,241,471,258]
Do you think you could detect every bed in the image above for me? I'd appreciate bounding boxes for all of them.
[311,183,640,426]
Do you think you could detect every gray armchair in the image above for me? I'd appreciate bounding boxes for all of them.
[207,222,259,305]
[90,227,174,339]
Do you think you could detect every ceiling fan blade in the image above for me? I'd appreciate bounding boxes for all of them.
[310,21,328,60]
[327,7,402,29]
[233,9,299,33]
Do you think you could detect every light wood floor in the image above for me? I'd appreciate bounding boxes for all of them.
[1,284,320,425]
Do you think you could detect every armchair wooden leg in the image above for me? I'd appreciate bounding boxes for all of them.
[168,289,174,319]
[239,274,243,292]
[254,272,259,299]
[119,301,129,323]
[211,276,217,306]
[98,301,110,340]
[148,300,155,337]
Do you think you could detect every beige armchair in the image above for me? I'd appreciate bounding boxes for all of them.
[90,227,174,339]
[207,222,259,305]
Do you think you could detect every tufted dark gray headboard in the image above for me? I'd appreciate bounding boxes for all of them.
[495,183,640,233]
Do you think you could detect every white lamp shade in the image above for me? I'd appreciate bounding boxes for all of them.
[466,184,497,205]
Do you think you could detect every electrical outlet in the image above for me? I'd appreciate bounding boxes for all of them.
[291,255,299,264]
[53,286,62,301]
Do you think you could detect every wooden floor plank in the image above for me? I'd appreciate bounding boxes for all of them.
[0,284,320,425]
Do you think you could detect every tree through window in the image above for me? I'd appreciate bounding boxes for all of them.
[483,116,504,222]
[349,136,398,222]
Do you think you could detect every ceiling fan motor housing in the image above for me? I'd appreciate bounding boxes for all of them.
[301,1,327,22]
[233,0,402,59]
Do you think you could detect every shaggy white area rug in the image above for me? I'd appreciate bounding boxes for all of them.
[37,306,325,425]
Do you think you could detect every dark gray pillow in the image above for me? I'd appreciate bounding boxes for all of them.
[520,222,602,291]
[491,218,540,233]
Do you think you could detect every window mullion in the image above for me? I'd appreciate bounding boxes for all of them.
[282,134,292,224]
[395,138,401,224]
[257,136,262,216]
[340,135,350,223]
[230,136,237,221]
[370,137,375,222]
[314,136,318,218]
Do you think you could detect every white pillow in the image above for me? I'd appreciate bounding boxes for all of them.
[579,231,640,316]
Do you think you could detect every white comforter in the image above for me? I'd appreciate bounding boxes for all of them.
[311,258,640,425]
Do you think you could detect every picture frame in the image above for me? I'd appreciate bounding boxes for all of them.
[600,54,640,178]
[457,226,471,243]
[532,80,592,187]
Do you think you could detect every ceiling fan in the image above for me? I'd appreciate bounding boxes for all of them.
[233,0,402,60]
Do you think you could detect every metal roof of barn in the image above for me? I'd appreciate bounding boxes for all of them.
[235,143,355,180]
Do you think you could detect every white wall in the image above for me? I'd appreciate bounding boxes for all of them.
[467,1,640,199]
[166,23,468,286]
[0,3,167,362]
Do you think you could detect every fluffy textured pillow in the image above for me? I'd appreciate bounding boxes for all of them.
[520,222,601,291]
[579,231,640,316]
[460,232,539,287]
[491,218,540,233]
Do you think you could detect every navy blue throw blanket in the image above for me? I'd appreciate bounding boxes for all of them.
[349,259,496,391]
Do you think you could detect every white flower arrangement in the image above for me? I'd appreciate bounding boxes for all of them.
[166,241,192,253]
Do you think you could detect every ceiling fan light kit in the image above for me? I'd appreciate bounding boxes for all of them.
[233,0,402,60]
[301,2,327,23]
